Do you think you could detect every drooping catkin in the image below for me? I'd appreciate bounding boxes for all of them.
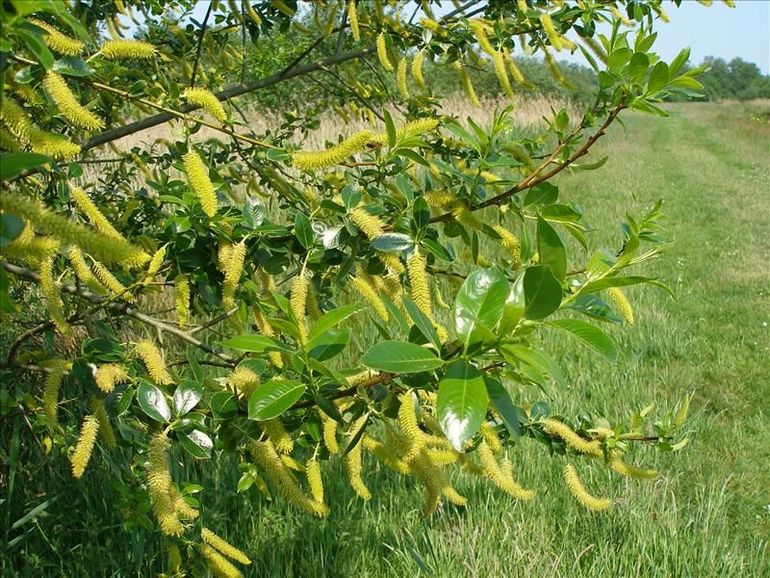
[453,61,481,107]
[28,18,84,56]
[305,458,325,505]
[396,57,409,99]
[0,192,149,266]
[320,411,340,454]
[201,544,243,578]
[68,246,106,294]
[201,528,252,565]
[229,366,260,398]
[183,150,218,218]
[39,255,72,335]
[290,272,309,342]
[351,273,389,322]
[147,433,184,536]
[262,418,294,454]
[480,422,502,453]
[347,1,360,41]
[43,71,104,131]
[609,456,658,480]
[136,339,174,385]
[563,463,613,511]
[94,363,129,393]
[143,245,167,286]
[376,33,394,71]
[469,19,495,55]
[410,447,468,515]
[175,275,190,328]
[70,415,100,478]
[345,415,371,500]
[169,485,199,520]
[253,308,283,368]
[222,241,246,310]
[493,50,514,98]
[477,441,535,500]
[407,248,433,320]
[398,392,423,459]
[182,87,227,122]
[349,207,384,240]
[362,434,410,474]
[542,418,603,457]
[70,188,125,241]
[292,130,373,170]
[43,360,69,428]
[92,397,117,449]
[91,260,133,302]
[607,287,634,324]
[492,224,521,268]
[99,39,157,59]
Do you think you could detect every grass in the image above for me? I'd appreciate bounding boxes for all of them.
[2,100,769,577]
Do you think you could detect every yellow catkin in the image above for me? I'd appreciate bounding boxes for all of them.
[244,0,262,25]
[183,150,218,218]
[580,36,608,63]
[347,0,360,41]
[68,246,106,294]
[320,411,340,454]
[345,415,371,500]
[480,422,502,453]
[290,272,309,342]
[0,126,21,150]
[420,17,440,32]
[376,33,394,71]
[469,19,495,55]
[27,18,83,56]
[70,188,125,241]
[563,463,613,511]
[147,434,184,536]
[410,447,468,515]
[43,360,69,427]
[222,241,246,310]
[0,193,148,267]
[352,274,389,322]
[251,441,326,516]
[362,434,410,474]
[305,458,325,505]
[43,71,104,131]
[607,287,634,324]
[175,275,190,328]
[411,49,426,90]
[454,62,481,107]
[505,52,528,85]
[167,544,182,574]
[609,452,657,479]
[396,57,409,99]
[478,441,535,500]
[143,245,167,286]
[292,130,373,171]
[94,363,129,393]
[398,393,423,458]
[542,418,603,457]
[0,98,79,158]
[201,544,243,578]
[170,485,199,520]
[407,248,433,319]
[182,87,227,122]
[91,261,133,302]
[39,255,72,335]
[544,47,569,86]
[201,528,251,565]
[262,418,294,454]
[492,224,521,268]
[92,398,117,449]
[136,340,174,385]
[493,50,514,98]
[70,415,99,478]
[253,308,283,368]
[539,13,563,51]
[349,207,384,240]
[99,39,156,59]
[229,366,260,398]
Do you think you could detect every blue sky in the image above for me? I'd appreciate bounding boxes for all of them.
[157,1,770,73]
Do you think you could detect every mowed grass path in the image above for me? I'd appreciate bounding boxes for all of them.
[5,103,768,577]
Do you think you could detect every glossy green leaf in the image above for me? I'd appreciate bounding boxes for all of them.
[52,57,94,77]
[0,213,25,247]
[454,269,509,345]
[179,430,213,459]
[647,61,670,93]
[173,381,203,416]
[307,304,361,342]
[248,380,306,421]
[360,341,443,374]
[536,217,567,281]
[0,153,50,181]
[485,377,524,439]
[549,318,618,362]
[437,360,488,451]
[210,391,237,420]
[500,344,567,389]
[294,213,313,249]
[523,266,562,320]
[370,233,413,253]
[17,25,54,69]
[220,334,289,353]
[137,381,170,422]
[402,296,441,350]
[307,328,349,361]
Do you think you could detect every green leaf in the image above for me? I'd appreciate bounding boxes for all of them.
[360,341,443,374]
[499,344,567,389]
[0,153,50,181]
[581,276,670,295]
[307,304,361,342]
[17,25,54,69]
[0,213,25,247]
[454,269,509,345]
[485,377,524,439]
[52,57,94,77]
[294,213,313,249]
[178,430,213,459]
[498,275,526,336]
[607,47,632,72]
[114,386,135,416]
[524,182,558,206]
[384,109,397,147]
[370,233,413,253]
[307,328,349,361]
[220,334,289,353]
[437,360,489,451]
[627,52,650,82]
[248,380,306,421]
[210,391,237,420]
[173,381,203,416]
[536,217,567,281]
[402,296,441,350]
[549,318,618,362]
[523,266,562,320]
[137,381,170,422]
[647,61,670,93]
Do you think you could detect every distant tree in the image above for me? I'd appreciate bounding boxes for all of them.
[700,56,770,100]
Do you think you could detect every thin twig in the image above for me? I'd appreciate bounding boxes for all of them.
[190,1,214,87]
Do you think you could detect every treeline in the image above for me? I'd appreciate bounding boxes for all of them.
[696,57,770,101]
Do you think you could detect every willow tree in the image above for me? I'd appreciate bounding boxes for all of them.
[0,0,714,574]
